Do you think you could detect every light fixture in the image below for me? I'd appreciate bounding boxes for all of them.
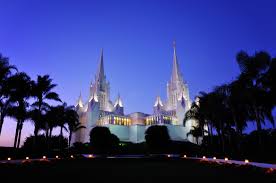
[224,157,228,161]
[26,157,29,160]
[56,155,59,159]
[70,155,74,158]
[245,159,249,163]
[202,156,206,159]
[183,155,187,158]
[7,157,11,161]
[213,157,216,160]
[167,154,171,158]
[43,156,46,159]
[88,154,93,158]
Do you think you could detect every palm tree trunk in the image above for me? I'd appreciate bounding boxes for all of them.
[14,122,20,148]
[217,129,225,154]
[49,128,53,138]
[234,120,242,154]
[69,131,72,148]
[207,123,213,145]
[48,128,53,152]
[60,126,63,136]
[256,115,263,148]
[59,126,63,152]
[33,126,39,149]
[0,115,4,136]
[17,122,23,148]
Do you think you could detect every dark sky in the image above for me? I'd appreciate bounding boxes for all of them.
[0,0,275,146]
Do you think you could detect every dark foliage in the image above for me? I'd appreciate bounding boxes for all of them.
[201,129,276,163]
[89,126,119,154]
[22,135,68,157]
[145,125,171,153]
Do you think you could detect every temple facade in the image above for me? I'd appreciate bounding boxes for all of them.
[72,42,195,144]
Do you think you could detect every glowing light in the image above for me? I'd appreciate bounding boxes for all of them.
[88,154,93,158]
[245,159,249,163]
[26,157,29,160]
[224,157,228,161]
[56,156,59,159]
[70,155,74,158]
[7,157,11,161]
[43,156,46,159]
[183,155,187,158]
[202,156,206,159]
[213,157,216,160]
[167,155,171,158]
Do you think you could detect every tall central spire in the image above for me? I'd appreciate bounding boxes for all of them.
[171,41,182,82]
[96,48,105,82]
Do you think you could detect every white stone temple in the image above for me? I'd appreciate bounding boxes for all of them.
[72,42,195,144]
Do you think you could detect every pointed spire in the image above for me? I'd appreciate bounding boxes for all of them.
[171,41,183,82]
[76,92,83,108]
[114,93,123,107]
[89,92,98,102]
[154,96,163,107]
[178,91,186,101]
[178,91,186,107]
[95,48,105,83]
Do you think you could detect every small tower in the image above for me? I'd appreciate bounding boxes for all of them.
[75,92,84,108]
[153,96,164,114]
[113,93,124,115]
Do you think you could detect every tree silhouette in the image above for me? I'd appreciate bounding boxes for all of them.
[7,72,32,148]
[0,54,17,135]
[66,108,84,148]
[145,125,171,153]
[30,75,61,147]
[90,126,119,154]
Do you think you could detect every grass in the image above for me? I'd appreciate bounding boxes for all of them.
[0,157,275,182]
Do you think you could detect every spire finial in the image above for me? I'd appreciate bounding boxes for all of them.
[114,93,123,107]
[173,40,176,49]
[154,96,163,107]
[96,48,105,82]
[76,92,83,108]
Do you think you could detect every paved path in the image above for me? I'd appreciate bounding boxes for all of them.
[1,154,275,169]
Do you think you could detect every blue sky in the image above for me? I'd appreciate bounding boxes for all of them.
[0,0,276,146]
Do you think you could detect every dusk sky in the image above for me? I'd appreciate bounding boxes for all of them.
[0,0,276,147]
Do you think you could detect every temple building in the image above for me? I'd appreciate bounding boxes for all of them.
[72,42,195,144]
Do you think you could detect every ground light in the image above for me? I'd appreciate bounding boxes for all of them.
[26,157,29,160]
[70,155,74,158]
[213,157,216,160]
[88,154,93,158]
[7,157,11,161]
[224,157,229,161]
[56,155,59,159]
[167,155,171,158]
[43,156,46,159]
[202,156,206,159]
[245,159,249,163]
[183,155,187,158]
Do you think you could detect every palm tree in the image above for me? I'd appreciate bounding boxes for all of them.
[236,51,275,130]
[66,108,84,148]
[44,106,59,140]
[30,75,61,145]
[7,72,32,148]
[0,54,17,135]
[260,58,276,107]
[56,103,68,138]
